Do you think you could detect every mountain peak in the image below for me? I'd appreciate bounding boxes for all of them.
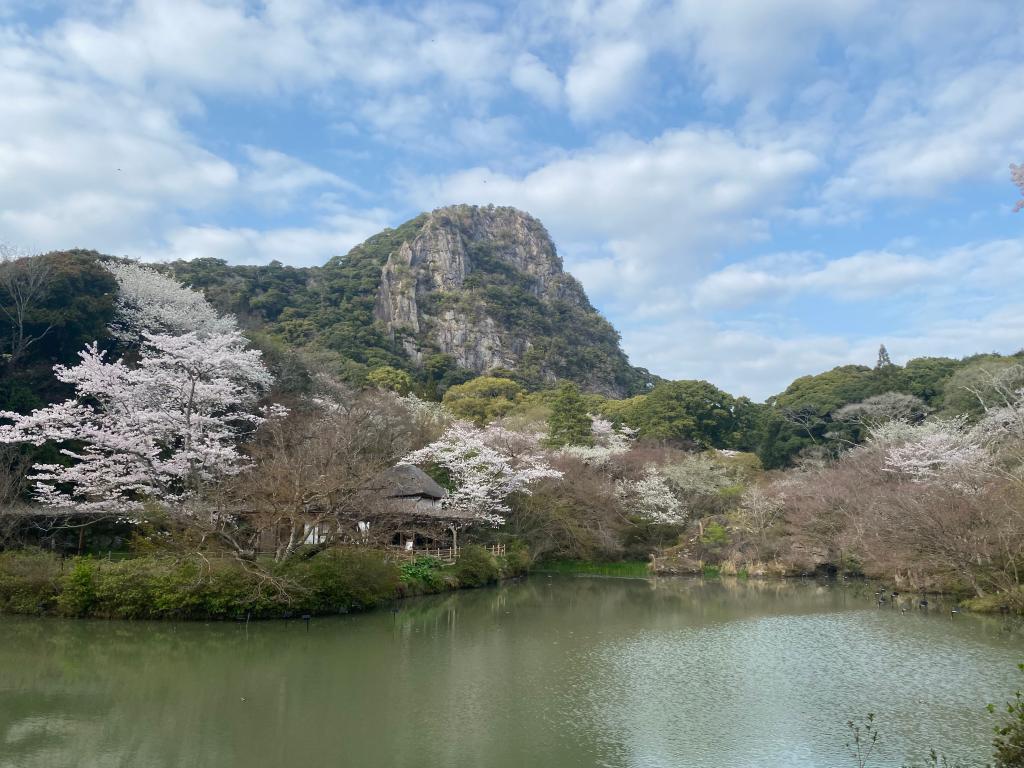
[372,204,645,396]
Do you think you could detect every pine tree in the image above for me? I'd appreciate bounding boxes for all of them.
[875,344,892,369]
[546,382,593,447]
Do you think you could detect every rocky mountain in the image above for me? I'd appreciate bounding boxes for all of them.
[168,204,653,397]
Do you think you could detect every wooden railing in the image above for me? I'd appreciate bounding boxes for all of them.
[386,544,506,562]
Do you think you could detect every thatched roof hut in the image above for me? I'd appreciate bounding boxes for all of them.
[378,464,446,501]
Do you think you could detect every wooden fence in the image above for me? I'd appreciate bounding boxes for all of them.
[386,543,506,563]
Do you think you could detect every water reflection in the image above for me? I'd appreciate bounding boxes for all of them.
[0,577,1021,768]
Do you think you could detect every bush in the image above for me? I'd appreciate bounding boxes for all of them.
[700,522,730,549]
[148,559,211,618]
[0,550,60,614]
[400,556,447,591]
[92,558,160,619]
[191,560,277,619]
[297,548,400,613]
[453,545,499,587]
[0,547,424,620]
[57,557,98,617]
[991,665,1024,768]
[500,544,531,577]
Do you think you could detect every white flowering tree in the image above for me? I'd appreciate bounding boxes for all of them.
[104,260,236,341]
[559,415,636,466]
[0,330,272,515]
[616,466,686,525]
[0,261,271,518]
[660,452,733,497]
[402,421,561,526]
[834,392,930,427]
[869,417,992,487]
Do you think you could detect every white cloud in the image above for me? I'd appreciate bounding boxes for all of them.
[694,238,1024,310]
[243,146,357,200]
[142,207,395,267]
[674,0,874,103]
[621,297,1024,401]
[358,94,435,140]
[51,0,520,105]
[414,127,819,305]
[565,39,648,120]
[0,31,237,249]
[827,62,1024,202]
[0,19,378,263]
[510,52,561,108]
[451,116,521,153]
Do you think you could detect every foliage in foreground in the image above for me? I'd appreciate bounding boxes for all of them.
[0,546,526,620]
[843,665,1024,767]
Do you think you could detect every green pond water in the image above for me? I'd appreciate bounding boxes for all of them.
[1,577,1022,768]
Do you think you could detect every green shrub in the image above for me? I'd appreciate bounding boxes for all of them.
[0,547,432,620]
[453,545,499,587]
[184,560,285,619]
[92,558,160,619]
[840,552,864,576]
[0,550,60,614]
[500,544,531,577]
[700,522,730,549]
[400,556,446,590]
[299,548,400,613]
[149,559,209,618]
[991,664,1024,767]
[83,557,282,620]
[57,557,98,617]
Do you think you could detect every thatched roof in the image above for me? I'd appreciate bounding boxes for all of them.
[378,464,447,500]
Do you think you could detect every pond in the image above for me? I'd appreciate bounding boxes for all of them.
[0,577,1021,768]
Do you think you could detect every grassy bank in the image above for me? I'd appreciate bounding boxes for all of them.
[0,544,529,621]
[961,587,1024,616]
[532,559,651,578]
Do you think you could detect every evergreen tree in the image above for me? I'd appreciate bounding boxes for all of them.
[546,382,593,447]
[875,344,892,369]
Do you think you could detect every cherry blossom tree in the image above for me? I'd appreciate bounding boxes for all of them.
[660,452,732,497]
[402,421,561,526]
[870,417,991,487]
[834,392,930,427]
[103,260,236,341]
[0,330,272,515]
[616,466,686,525]
[559,415,636,465]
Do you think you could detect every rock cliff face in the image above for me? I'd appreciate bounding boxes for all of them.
[168,203,651,397]
[372,205,646,397]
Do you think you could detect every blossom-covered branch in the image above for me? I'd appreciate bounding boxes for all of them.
[104,260,237,341]
[402,421,560,526]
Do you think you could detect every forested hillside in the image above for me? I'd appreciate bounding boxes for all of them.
[167,205,653,398]
[1,233,1021,471]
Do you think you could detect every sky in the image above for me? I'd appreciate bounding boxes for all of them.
[2,0,1024,401]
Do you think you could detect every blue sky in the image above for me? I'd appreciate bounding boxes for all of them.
[2,0,1024,400]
